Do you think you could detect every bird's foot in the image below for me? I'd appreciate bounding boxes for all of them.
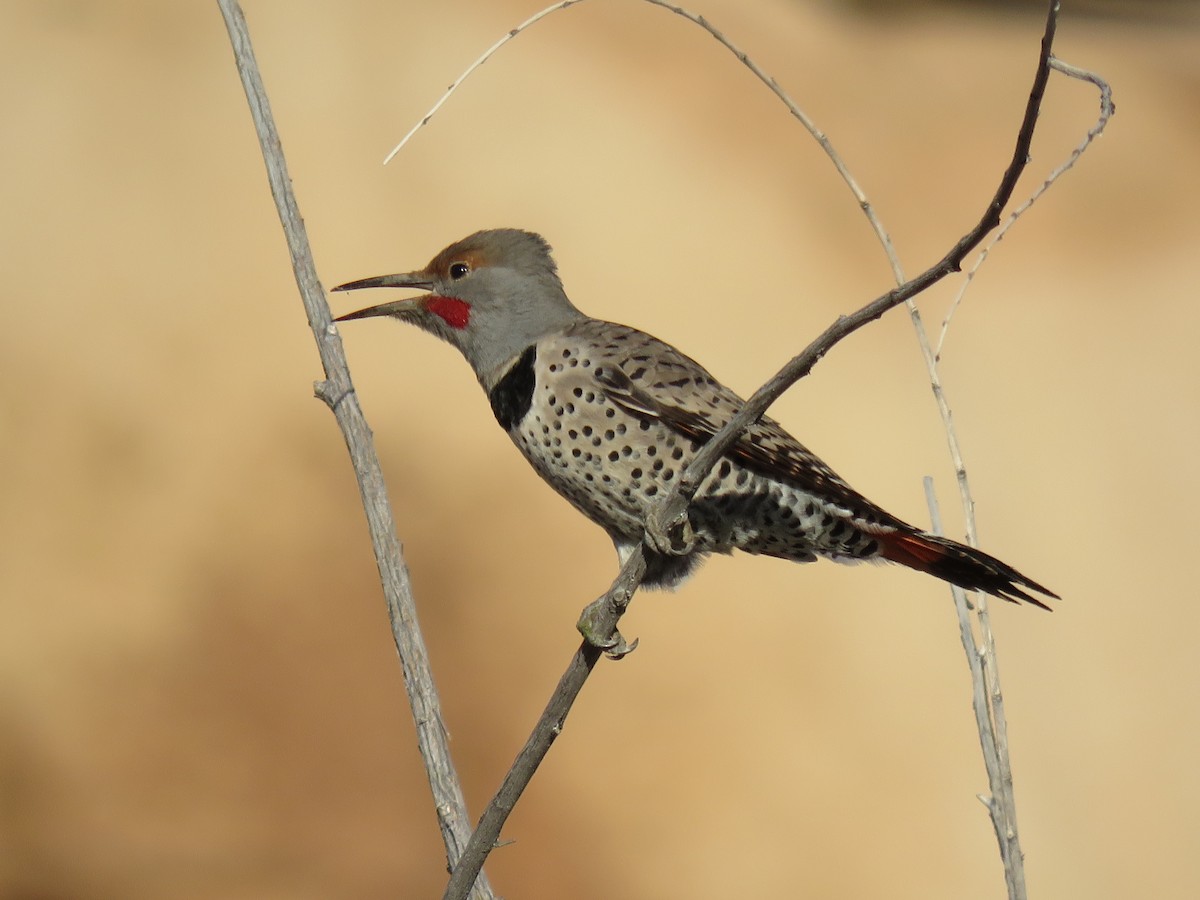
[577,596,639,660]
[645,501,696,557]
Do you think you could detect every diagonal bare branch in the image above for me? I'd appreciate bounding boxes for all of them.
[440,552,647,900]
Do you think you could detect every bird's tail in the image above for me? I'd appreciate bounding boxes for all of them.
[877,530,1059,610]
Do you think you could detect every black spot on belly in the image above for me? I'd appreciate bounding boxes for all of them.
[489,344,537,431]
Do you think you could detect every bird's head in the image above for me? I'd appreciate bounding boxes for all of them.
[333,229,584,383]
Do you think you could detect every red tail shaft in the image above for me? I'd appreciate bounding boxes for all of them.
[878,531,1058,610]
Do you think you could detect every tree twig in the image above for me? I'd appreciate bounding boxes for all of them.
[383,0,587,164]
[906,52,1110,899]
[924,478,1025,895]
[936,56,1115,360]
[214,3,494,897]
[441,551,647,900]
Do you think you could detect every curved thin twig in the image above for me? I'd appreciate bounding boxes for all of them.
[936,56,1115,359]
[382,0,904,282]
[383,0,586,164]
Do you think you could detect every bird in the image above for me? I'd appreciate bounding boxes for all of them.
[332,228,1057,616]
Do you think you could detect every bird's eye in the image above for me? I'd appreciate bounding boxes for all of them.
[449,262,471,280]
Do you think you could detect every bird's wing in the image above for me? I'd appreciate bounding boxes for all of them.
[583,322,1058,607]
[589,324,906,532]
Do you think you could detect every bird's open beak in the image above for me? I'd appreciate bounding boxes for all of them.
[331,270,434,321]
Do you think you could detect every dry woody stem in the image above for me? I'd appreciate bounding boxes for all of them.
[216,2,494,898]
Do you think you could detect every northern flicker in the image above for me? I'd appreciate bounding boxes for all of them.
[333,229,1057,612]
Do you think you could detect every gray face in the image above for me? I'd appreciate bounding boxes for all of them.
[334,229,587,385]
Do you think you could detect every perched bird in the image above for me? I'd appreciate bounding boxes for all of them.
[333,229,1057,611]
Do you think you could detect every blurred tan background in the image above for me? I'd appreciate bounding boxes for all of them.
[3,0,1198,897]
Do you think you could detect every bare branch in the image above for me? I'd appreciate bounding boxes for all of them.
[924,478,1026,897]
[214,3,493,897]
[383,0,587,164]
[936,57,1115,359]
[441,551,647,900]
[640,0,904,282]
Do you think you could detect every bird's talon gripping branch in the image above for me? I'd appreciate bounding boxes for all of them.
[576,596,636,659]
[645,504,696,557]
[607,636,639,660]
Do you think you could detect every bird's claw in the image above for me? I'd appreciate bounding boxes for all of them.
[645,502,696,557]
[604,634,639,660]
[577,596,639,660]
